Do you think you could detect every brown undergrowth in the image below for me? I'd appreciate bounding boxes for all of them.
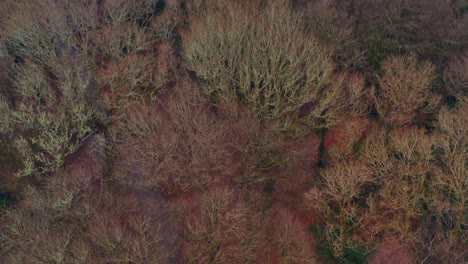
[0,0,466,263]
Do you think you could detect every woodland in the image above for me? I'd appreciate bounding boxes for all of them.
[0,0,466,263]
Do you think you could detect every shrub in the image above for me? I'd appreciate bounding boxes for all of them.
[96,52,156,92]
[361,127,435,249]
[374,54,440,126]
[0,96,12,137]
[347,0,465,70]
[1,0,72,64]
[153,9,179,40]
[273,208,317,264]
[221,102,287,185]
[0,171,175,263]
[0,154,103,263]
[96,23,154,61]
[175,187,259,263]
[367,239,414,264]
[305,161,373,260]
[356,127,439,261]
[183,0,366,133]
[95,33,176,95]
[102,0,160,27]
[110,83,228,192]
[0,0,99,177]
[425,99,467,262]
[88,189,178,263]
[302,0,363,70]
[60,0,99,60]
[378,128,433,235]
[357,118,466,262]
[324,117,370,163]
[8,61,96,176]
[94,1,176,96]
[358,126,392,181]
[444,52,468,97]
[0,55,14,101]
[153,41,177,91]
[0,134,178,263]
[0,206,81,264]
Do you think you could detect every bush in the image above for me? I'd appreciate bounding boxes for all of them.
[0,134,178,263]
[305,161,373,260]
[324,117,370,163]
[272,208,317,263]
[0,96,12,137]
[220,101,287,185]
[0,0,100,177]
[374,54,440,126]
[302,0,362,70]
[96,23,154,61]
[102,0,161,27]
[0,170,176,263]
[0,151,103,263]
[183,0,366,133]
[425,99,467,262]
[1,0,72,64]
[372,128,434,240]
[348,0,466,70]
[88,189,178,263]
[356,114,466,262]
[175,187,259,263]
[358,126,392,181]
[0,0,465,262]
[312,125,441,260]
[93,0,176,96]
[96,52,156,92]
[356,126,436,256]
[7,61,96,176]
[444,52,468,97]
[110,83,228,192]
